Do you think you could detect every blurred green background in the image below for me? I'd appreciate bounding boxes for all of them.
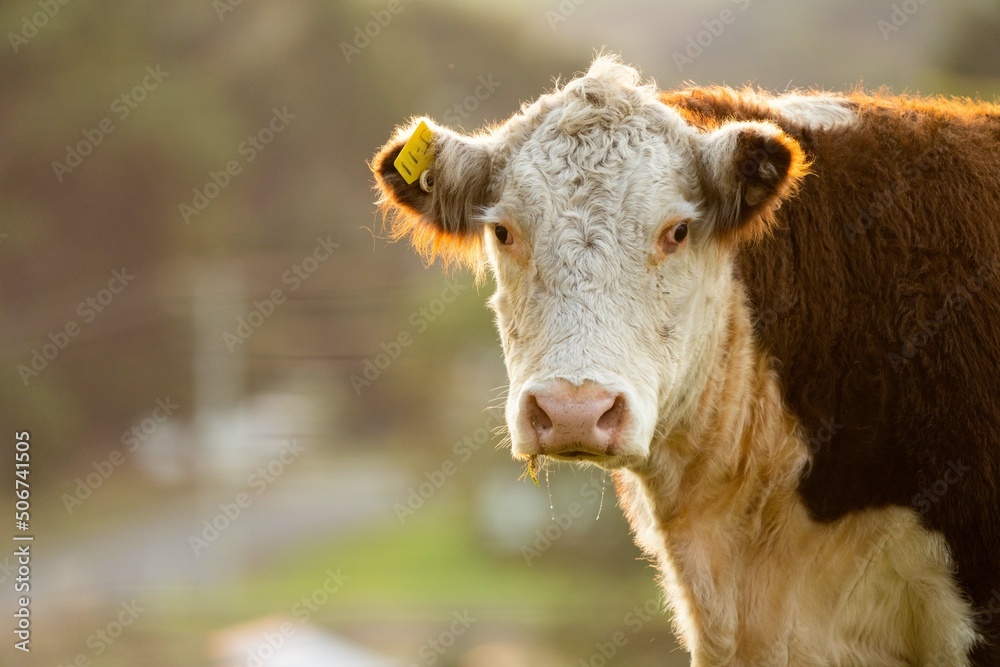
[1,1,998,665]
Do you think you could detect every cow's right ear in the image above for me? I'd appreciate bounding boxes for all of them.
[372,118,494,268]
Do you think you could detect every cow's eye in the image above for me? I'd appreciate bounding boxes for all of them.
[672,222,688,243]
[495,224,512,245]
[659,220,689,254]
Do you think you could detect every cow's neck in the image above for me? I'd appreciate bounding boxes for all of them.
[616,283,811,661]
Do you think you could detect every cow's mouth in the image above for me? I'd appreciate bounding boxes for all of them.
[522,450,617,484]
[544,449,633,469]
[553,450,602,459]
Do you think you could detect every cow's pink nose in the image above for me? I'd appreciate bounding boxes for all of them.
[526,381,625,457]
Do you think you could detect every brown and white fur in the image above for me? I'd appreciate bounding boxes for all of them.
[372,56,1000,666]
[616,287,976,665]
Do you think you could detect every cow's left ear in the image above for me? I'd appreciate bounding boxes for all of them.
[696,121,808,244]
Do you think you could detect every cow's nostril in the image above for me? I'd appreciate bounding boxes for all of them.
[526,394,553,433]
[597,396,625,433]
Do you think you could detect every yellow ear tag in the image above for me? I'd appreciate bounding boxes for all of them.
[393,120,434,185]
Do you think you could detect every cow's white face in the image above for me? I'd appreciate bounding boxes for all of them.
[482,101,720,468]
[374,57,806,470]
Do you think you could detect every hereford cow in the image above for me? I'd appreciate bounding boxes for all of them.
[372,56,1000,666]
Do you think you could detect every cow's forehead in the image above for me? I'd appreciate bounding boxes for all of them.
[492,101,701,233]
[478,58,704,237]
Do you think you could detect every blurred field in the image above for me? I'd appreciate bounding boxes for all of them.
[2,0,998,665]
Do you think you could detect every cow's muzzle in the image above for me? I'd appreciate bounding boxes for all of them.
[520,379,627,459]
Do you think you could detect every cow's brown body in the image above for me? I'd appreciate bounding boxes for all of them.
[666,88,1000,665]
